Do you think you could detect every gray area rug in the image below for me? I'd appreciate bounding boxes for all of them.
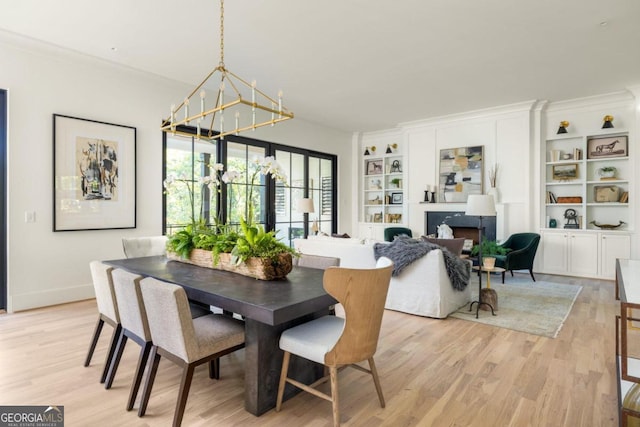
[449,277,582,338]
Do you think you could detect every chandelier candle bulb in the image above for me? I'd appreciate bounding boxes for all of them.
[251,80,256,105]
[235,111,240,134]
[278,90,283,115]
[271,103,275,126]
[200,90,206,114]
[170,104,175,126]
[184,98,190,123]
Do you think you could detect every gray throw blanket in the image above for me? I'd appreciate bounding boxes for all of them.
[373,236,470,291]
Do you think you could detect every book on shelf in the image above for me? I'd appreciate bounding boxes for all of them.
[546,191,557,204]
[573,148,583,160]
[620,191,629,203]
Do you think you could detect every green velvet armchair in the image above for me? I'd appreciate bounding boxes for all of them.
[494,233,540,283]
[384,227,412,242]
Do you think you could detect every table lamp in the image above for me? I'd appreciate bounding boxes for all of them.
[465,194,497,317]
[297,198,315,238]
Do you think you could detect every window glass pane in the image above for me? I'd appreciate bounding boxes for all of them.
[226,141,267,226]
[164,134,217,233]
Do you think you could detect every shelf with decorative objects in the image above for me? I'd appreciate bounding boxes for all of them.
[540,107,634,279]
[544,128,630,232]
[361,142,407,225]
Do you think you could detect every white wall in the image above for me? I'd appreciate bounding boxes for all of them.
[355,102,536,241]
[0,34,352,312]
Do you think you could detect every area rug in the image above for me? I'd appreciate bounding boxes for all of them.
[449,279,582,338]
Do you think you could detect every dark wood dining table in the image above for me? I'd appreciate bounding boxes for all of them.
[104,255,337,416]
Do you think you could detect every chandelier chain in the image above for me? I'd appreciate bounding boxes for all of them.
[219,0,225,67]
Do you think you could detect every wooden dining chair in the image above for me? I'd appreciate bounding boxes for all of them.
[138,277,245,427]
[85,261,121,384]
[276,257,394,427]
[105,269,152,412]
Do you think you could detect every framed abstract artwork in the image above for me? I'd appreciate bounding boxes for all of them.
[438,145,484,203]
[53,114,136,231]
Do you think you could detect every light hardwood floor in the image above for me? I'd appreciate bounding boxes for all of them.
[0,273,619,426]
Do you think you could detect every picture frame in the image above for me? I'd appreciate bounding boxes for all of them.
[53,114,136,231]
[366,159,383,175]
[390,192,403,204]
[552,163,578,180]
[438,145,483,203]
[587,135,628,159]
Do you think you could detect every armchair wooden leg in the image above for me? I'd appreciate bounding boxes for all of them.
[85,317,104,367]
[138,346,160,417]
[529,269,536,282]
[510,270,514,277]
[368,357,385,408]
[501,271,505,284]
[276,351,291,412]
[330,366,340,427]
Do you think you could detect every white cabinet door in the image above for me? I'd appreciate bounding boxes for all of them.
[542,231,568,274]
[601,234,631,279]
[568,232,599,277]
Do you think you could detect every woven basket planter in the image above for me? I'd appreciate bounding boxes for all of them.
[167,249,292,280]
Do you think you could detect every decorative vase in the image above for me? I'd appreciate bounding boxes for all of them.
[487,187,500,203]
[623,383,640,427]
[167,249,293,280]
[482,257,496,269]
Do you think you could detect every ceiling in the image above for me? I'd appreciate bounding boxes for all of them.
[1,0,639,133]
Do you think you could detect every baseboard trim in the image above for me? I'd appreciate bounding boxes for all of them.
[9,284,95,312]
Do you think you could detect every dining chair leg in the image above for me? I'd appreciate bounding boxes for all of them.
[208,358,220,380]
[276,351,291,411]
[329,366,340,427]
[105,329,128,389]
[529,269,536,282]
[101,324,122,384]
[138,346,160,417]
[127,341,152,411]
[173,364,196,427]
[501,271,505,284]
[84,317,104,367]
[368,357,385,408]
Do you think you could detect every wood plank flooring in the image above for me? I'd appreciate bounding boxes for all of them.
[0,273,619,426]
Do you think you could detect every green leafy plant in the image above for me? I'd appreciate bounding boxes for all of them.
[165,156,298,266]
[470,239,510,257]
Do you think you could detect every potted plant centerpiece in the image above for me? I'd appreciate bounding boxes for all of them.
[470,239,510,269]
[164,157,297,280]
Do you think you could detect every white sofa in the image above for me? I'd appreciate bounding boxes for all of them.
[294,236,471,318]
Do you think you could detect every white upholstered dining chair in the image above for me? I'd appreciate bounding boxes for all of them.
[121,235,211,318]
[121,236,168,258]
[105,268,152,412]
[138,277,245,427]
[276,257,394,427]
[84,261,121,384]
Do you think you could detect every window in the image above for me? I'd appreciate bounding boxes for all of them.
[163,129,337,245]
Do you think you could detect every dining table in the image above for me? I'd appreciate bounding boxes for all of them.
[103,255,337,416]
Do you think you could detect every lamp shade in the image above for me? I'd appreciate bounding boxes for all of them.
[297,198,315,214]
[465,195,496,217]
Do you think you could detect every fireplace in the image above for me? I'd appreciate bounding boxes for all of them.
[424,211,496,245]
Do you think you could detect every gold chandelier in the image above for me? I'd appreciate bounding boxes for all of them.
[160,0,294,141]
